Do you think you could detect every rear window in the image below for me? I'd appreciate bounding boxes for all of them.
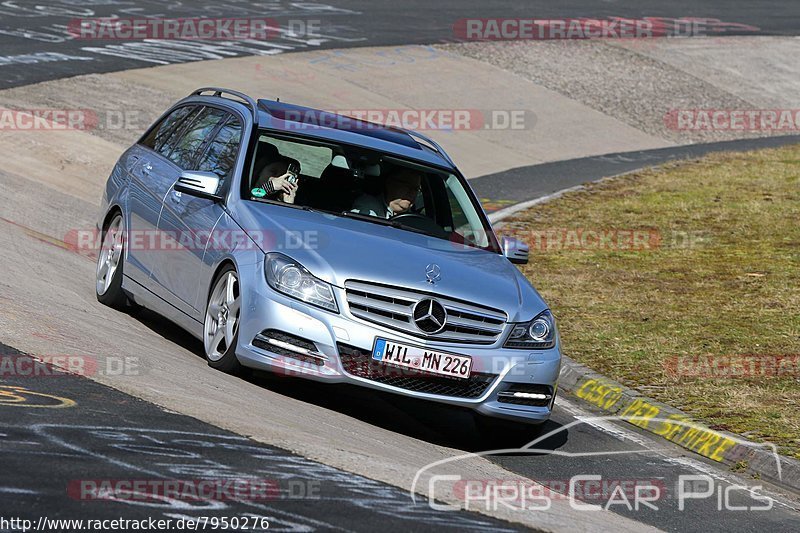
[167,107,227,170]
[139,105,196,150]
[195,117,243,181]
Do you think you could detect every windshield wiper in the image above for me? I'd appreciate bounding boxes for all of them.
[338,211,402,228]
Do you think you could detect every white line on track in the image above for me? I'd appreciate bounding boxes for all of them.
[0,487,38,494]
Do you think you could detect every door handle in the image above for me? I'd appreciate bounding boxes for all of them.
[141,162,152,176]
[170,189,182,203]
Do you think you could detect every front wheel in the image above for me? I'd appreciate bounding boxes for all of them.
[203,266,242,373]
[96,213,129,309]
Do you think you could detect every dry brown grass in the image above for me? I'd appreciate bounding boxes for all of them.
[498,145,800,457]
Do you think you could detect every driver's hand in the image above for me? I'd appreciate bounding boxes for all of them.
[388,199,413,215]
[266,173,298,195]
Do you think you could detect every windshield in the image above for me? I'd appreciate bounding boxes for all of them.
[245,132,501,253]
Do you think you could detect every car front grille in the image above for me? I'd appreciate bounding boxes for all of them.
[337,343,497,399]
[344,280,507,344]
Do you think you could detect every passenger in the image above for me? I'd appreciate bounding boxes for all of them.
[253,157,300,204]
[351,167,421,218]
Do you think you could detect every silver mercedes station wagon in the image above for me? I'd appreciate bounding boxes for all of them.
[95,87,561,427]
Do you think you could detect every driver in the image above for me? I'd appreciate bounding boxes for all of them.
[351,167,421,218]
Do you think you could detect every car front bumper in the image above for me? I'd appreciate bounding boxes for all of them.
[235,260,561,424]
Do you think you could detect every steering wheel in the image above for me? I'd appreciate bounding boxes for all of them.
[389,212,448,238]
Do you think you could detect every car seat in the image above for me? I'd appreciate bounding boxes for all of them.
[308,164,357,212]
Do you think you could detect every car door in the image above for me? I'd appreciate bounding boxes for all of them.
[151,107,237,316]
[125,104,201,289]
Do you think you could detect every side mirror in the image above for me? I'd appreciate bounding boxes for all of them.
[502,236,529,265]
[174,171,223,201]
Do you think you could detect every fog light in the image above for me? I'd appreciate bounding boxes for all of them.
[512,392,548,400]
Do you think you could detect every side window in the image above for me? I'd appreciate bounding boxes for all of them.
[445,183,468,232]
[139,105,196,150]
[195,116,243,181]
[166,107,227,170]
[157,106,204,159]
[415,177,430,216]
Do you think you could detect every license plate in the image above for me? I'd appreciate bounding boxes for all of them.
[372,338,472,379]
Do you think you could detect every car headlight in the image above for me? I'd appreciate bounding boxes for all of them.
[265,253,339,313]
[504,310,556,349]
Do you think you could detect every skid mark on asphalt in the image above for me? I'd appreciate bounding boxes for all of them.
[0,215,94,261]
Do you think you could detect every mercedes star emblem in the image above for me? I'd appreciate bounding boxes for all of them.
[425,263,441,284]
[413,298,447,334]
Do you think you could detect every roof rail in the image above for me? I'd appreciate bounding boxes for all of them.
[401,129,455,167]
[190,87,258,124]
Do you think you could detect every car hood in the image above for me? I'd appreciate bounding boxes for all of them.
[232,202,547,322]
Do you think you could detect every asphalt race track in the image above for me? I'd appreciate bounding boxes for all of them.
[1,1,800,531]
[1,333,799,531]
[0,0,799,88]
[476,135,800,216]
[0,343,523,533]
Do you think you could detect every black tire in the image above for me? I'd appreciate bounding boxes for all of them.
[203,265,242,374]
[95,212,130,309]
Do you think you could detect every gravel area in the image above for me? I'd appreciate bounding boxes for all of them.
[439,39,792,145]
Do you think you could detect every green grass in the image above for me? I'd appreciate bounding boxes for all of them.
[499,145,800,458]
